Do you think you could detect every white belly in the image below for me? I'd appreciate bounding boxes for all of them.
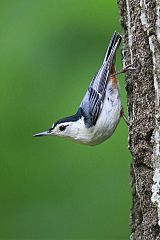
[79,86,121,146]
[91,90,121,145]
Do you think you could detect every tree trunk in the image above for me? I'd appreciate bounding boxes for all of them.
[117,0,160,239]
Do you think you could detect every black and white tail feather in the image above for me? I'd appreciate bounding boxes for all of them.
[80,31,122,127]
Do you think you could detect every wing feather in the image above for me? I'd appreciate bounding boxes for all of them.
[80,32,121,127]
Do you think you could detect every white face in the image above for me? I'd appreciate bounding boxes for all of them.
[47,117,89,144]
[33,117,87,141]
[50,118,87,142]
[50,122,75,138]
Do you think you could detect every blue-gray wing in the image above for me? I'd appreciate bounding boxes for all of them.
[80,32,121,127]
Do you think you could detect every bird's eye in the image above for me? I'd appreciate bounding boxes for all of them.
[59,125,67,131]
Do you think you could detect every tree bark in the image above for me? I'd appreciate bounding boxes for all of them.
[117,0,160,239]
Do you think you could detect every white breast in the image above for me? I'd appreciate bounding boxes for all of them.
[91,86,121,145]
[73,83,121,145]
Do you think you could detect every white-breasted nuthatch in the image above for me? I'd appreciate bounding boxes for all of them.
[33,32,128,146]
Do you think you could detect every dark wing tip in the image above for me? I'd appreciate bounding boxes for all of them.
[104,31,122,62]
[113,30,122,39]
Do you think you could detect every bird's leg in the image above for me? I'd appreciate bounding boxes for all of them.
[121,108,130,126]
[112,64,136,76]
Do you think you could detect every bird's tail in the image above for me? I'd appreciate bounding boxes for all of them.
[103,31,121,64]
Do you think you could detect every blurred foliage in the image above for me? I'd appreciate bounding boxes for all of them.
[0,0,131,239]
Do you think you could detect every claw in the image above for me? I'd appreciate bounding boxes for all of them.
[112,64,136,76]
[121,108,130,126]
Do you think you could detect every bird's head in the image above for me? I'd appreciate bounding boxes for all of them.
[33,109,86,142]
[33,108,87,142]
[33,121,76,138]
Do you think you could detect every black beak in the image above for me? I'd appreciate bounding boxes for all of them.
[33,129,51,137]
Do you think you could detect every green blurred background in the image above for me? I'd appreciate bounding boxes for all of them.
[0,0,131,239]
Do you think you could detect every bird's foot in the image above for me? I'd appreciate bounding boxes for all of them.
[121,109,130,126]
[112,64,136,76]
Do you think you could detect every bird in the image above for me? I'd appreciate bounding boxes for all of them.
[33,31,128,146]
